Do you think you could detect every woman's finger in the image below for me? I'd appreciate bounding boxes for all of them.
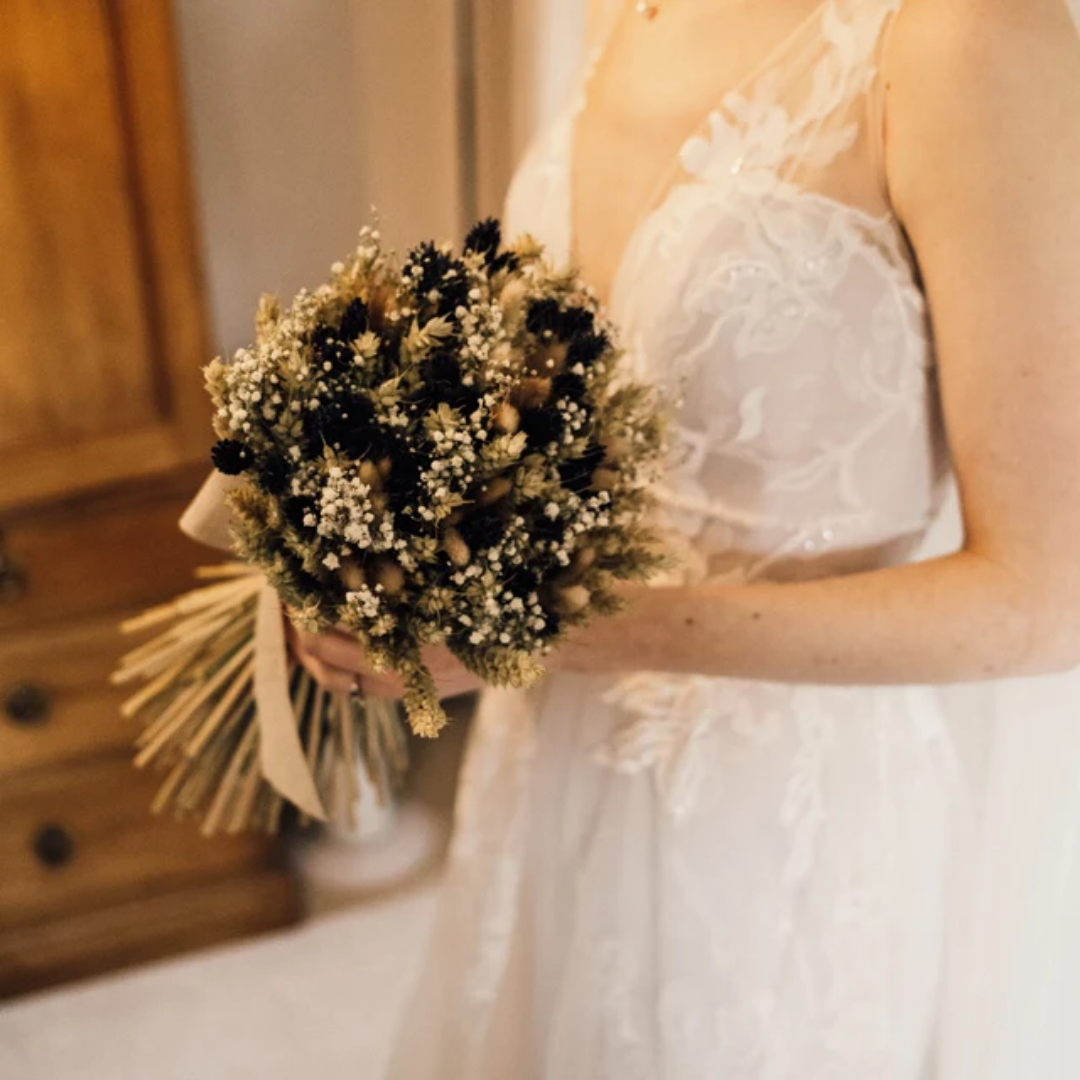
[290,630,484,700]
[295,627,373,675]
[358,674,406,700]
[419,645,485,698]
[294,649,358,695]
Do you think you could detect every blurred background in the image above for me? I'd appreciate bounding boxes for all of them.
[0,1,584,1075]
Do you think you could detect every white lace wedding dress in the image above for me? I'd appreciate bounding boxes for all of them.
[384,2,1080,1077]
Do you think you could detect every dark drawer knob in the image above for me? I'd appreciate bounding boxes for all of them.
[0,531,26,602]
[33,823,75,869]
[5,683,52,726]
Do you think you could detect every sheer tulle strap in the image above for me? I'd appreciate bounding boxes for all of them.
[764,0,903,184]
[575,0,624,98]
[865,0,908,217]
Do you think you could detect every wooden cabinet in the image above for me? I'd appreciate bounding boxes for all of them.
[0,0,208,514]
[0,753,273,931]
[0,0,299,999]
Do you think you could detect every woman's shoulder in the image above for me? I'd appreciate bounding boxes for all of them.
[884,0,1080,216]
[887,0,1080,83]
[881,0,1080,265]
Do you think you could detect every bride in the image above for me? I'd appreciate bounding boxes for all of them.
[286,0,1080,1075]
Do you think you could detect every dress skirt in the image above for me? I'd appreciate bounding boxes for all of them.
[385,667,957,1079]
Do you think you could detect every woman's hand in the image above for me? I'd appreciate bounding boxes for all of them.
[284,618,484,699]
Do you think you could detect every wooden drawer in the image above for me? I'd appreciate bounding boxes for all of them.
[0,753,273,931]
[0,867,299,1000]
[0,611,140,778]
[0,466,215,633]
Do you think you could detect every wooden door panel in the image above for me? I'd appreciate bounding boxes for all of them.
[0,0,158,446]
[0,0,210,516]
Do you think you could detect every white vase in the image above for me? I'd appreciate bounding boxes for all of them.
[327,737,397,843]
[295,697,442,909]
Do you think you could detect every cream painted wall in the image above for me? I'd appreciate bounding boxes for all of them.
[173,0,466,358]
[174,0,366,356]
[349,1,463,250]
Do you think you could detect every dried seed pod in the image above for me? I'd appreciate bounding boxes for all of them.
[442,527,471,567]
[571,545,597,573]
[493,401,520,434]
[603,436,631,464]
[512,376,552,410]
[358,459,382,488]
[476,476,513,507]
[376,456,393,480]
[365,283,395,332]
[498,276,529,323]
[339,561,367,591]
[592,467,620,491]
[554,584,591,615]
[373,558,406,596]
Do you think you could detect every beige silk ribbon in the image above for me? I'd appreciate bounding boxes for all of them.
[179,471,328,821]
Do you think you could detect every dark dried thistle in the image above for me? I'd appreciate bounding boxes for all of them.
[211,438,255,475]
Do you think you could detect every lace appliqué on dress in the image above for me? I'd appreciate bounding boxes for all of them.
[594,674,786,820]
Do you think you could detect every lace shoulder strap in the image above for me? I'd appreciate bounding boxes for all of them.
[725,0,904,184]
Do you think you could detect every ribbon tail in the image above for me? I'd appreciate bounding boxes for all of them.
[179,471,242,553]
[254,583,328,821]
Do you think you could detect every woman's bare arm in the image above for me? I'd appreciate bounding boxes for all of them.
[550,0,1080,685]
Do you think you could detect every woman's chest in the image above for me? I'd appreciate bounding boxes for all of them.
[565,0,871,308]
[569,17,758,304]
